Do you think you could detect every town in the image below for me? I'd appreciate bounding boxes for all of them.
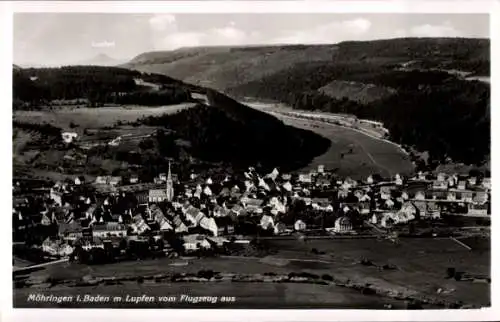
[13,157,491,266]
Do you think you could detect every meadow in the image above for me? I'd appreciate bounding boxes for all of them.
[268,111,414,178]
[13,103,196,130]
[15,236,490,308]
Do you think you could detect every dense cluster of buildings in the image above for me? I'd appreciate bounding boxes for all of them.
[12,162,491,261]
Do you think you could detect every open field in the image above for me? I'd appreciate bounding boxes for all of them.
[13,103,196,130]
[15,237,489,308]
[14,282,408,309]
[246,103,414,178]
[267,237,490,307]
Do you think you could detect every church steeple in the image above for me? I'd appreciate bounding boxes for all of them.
[167,161,172,182]
[166,161,174,202]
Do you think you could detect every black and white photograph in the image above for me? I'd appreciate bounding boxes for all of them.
[6,0,496,318]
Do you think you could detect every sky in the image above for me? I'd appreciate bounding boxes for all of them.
[13,13,490,66]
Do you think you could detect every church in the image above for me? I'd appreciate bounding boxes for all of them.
[148,161,175,203]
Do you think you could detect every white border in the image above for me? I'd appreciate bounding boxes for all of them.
[1,1,498,322]
[8,0,496,13]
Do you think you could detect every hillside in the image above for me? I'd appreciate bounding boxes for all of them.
[123,37,490,167]
[12,66,193,109]
[318,80,396,104]
[124,38,490,91]
[13,66,331,176]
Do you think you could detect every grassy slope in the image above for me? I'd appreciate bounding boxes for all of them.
[318,80,396,104]
[124,38,490,92]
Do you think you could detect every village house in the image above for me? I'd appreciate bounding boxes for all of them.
[213,204,230,217]
[394,174,403,186]
[40,211,52,226]
[199,216,218,236]
[92,222,127,238]
[214,217,234,236]
[61,132,78,144]
[400,202,418,218]
[413,201,427,218]
[149,189,168,203]
[468,203,489,216]
[241,197,264,214]
[151,206,173,232]
[468,177,478,187]
[274,222,289,235]
[294,219,306,231]
[183,234,211,252]
[58,222,83,241]
[426,202,441,219]
[451,179,465,191]
[315,177,331,189]
[473,191,488,205]
[447,175,456,188]
[50,188,64,206]
[207,236,229,248]
[482,178,491,190]
[380,186,392,200]
[42,237,74,257]
[95,176,109,185]
[380,211,414,227]
[337,188,350,199]
[433,179,448,190]
[76,236,105,251]
[94,176,122,186]
[130,214,150,235]
[333,216,353,233]
[461,191,474,203]
[260,214,275,231]
[414,191,426,201]
[298,173,312,184]
[173,215,189,233]
[356,201,370,215]
[74,176,85,186]
[184,206,202,227]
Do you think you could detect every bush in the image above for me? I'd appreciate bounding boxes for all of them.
[360,258,375,266]
[297,272,319,279]
[446,267,456,279]
[197,270,215,279]
[321,274,334,281]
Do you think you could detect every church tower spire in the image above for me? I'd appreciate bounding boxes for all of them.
[166,160,174,202]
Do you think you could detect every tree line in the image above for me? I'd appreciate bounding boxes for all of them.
[228,63,490,166]
[13,66,192,109]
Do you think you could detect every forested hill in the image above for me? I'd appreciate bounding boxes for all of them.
[122,37,491,168]
[227,63,490,167]
[12,66,198,109]
[124,37,490,91]
[136,96,331,172]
